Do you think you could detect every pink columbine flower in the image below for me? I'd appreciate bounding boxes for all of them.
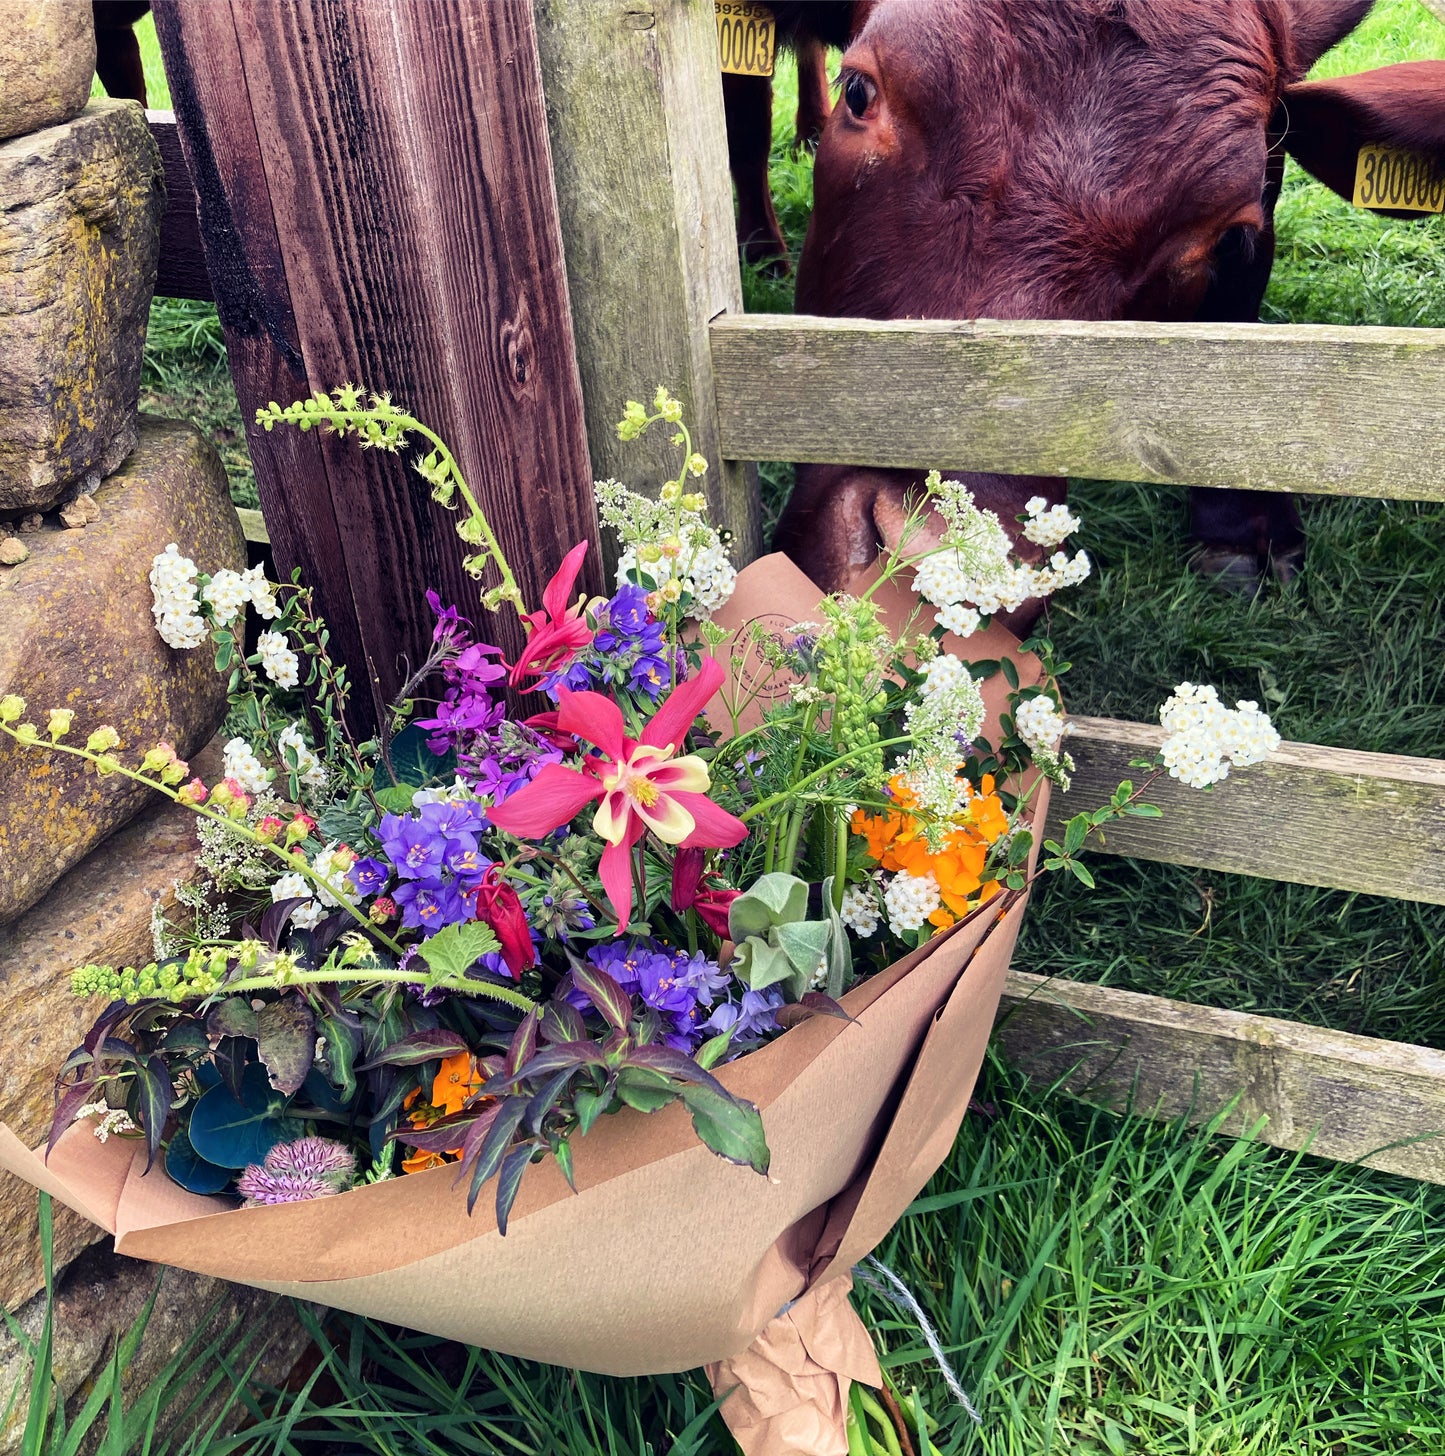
[507,540,594,688]
[486,656,746,930]
[255,815,285,843]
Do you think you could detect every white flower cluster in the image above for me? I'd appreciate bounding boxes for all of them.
[1158,682,1281,789]
[883,871,942,934]
[596,477,737,616]
[1014,694,1069,754]
[223,736,273,795]
[1022,496,1082,550]
[913,476,1091,619]
[277,721,328,794]
[200,564,281,626]
[257,630,300,689]
[840,883,880,938]
[74,1100,138,1143]
[149,544,208,649]
[901,653,987,830]
[412,777,474,807]
[271,844,358,930]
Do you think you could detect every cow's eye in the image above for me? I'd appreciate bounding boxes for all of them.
[842,71,876,119]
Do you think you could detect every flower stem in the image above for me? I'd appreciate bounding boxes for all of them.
[223,966,535,1011]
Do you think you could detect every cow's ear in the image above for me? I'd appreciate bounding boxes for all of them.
[1276,0,1375,77]
[1279,62,1445,211]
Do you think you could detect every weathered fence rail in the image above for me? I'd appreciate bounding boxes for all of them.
[710,314,1445,500]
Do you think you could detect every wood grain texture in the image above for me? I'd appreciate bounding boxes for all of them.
[147,112,211,302]
[151,1,598,729]
[534,0,761,566]
[998,971,1445,1184]
[710,314,1445,500]
[1045,717,1445,904]
[1419,0,1445,24]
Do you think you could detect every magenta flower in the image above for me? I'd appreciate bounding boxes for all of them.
[507,540,594,689]
[486,656,747,930]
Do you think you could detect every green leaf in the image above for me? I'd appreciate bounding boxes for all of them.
[574,1086,610,1136]
[386,723,456,788]
[187,1064,298,1169]
[373,784,417,814]
[416,921,500,982]
[1000,656,1020,690]
[1005,872,1026,890]
[680,1085,770,1174]
[1069,859,1096,889]
[775,919,829,978]
[1007,830,1033,867]
[206,997,258,1042]
[1124,803,1164,818]
[734,936,797,994]
[727,874,810,940]
[695,1031,734,1070]
[255,997,316,1095]
[1063,814,1089,856]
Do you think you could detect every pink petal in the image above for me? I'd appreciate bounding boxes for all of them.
[598,821,644,931]
[486,763,601,839]
[640,656,725,752]
[542,540,590,623]
[673,791,749,849]
[556,687,628,761]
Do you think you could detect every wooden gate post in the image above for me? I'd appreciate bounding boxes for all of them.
[151,0,600,732]
[533,0,761,566]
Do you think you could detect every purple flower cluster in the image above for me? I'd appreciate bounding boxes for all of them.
[584,940,783,1054]
[236,1136,356,1206]
[541,586,679,702]
[462,721,566,807]
[364,799,492,932]
[414,592,507,755]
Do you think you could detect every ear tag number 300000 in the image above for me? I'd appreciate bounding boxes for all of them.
[715,2,775,77]
[1353,144,1445,213]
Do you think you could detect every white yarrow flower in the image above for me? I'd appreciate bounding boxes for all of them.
[257,630,300,689]
[74,1100,138,1143]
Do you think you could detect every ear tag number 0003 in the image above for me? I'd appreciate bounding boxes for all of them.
[1353,144,1445,213]
[715,2,775,77]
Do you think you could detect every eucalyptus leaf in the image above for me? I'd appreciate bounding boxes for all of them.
[164,1127,234,1195]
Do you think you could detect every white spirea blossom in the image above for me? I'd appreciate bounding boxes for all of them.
[916,653,973,701]
[883,872,942,934]
[936,603,981,639]
[1014,695,1069,754]
[1022,498,1082,550]
[201,568,249,626]
[277,722,328,793]
[241,564,281,619]
[1158,682,1281,789]
[840,883,880,938]
[149,544,208,649]
[223,737,273,796]
[310,843,358,908]
[271,871,324,928]
[900,654,988,830]
[257,630,300,689]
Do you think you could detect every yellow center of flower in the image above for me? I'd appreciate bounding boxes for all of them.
[627,777,661,808]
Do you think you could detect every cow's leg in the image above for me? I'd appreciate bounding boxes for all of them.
[793,33,831,152]
[723,71,789,272]
[775,463,1064,634]
[93,3,151,106]
[1188,180,1304,586]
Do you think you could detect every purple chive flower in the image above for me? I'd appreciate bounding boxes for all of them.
[348,856,390,896]
[264,1136,356,1185]
[236,1166,335,1206]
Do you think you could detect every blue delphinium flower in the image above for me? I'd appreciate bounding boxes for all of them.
[539,586,680,703]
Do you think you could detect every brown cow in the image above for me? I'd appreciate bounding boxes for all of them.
[754,1,1445,607]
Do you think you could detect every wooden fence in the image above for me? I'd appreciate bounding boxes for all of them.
[145,1,1445,1182]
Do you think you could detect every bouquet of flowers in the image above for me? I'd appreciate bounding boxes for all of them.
[0,387,1279,1455]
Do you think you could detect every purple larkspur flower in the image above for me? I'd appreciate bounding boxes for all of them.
[236,1165,335,1207]
[377,813,447,880]
[348,856,390,896]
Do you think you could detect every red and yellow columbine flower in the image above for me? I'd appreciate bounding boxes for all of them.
[507,539,594,689]
[486,655,747,930]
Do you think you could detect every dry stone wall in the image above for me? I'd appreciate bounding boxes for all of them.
[0,14,305,1427]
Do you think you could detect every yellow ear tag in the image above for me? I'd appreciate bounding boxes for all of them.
[1352,144,1445,213]
[715,2,776,78]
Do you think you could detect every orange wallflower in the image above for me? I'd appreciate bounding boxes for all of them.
[400,1052,486,1174]
[851,772,1009,927]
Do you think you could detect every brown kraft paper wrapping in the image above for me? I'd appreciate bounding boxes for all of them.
[0,554,1047,1452]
